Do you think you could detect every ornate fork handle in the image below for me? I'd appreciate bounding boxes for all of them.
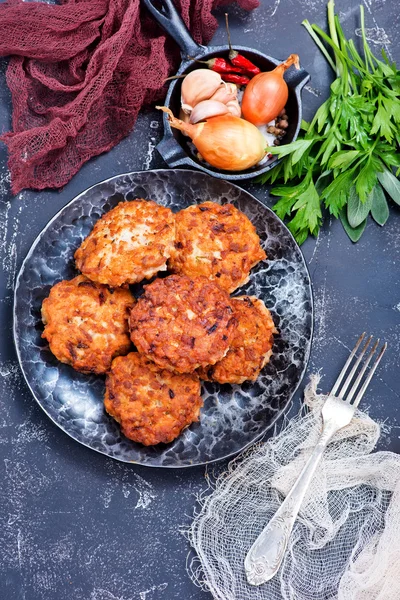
[244,421,339,586]
[244,333,387,586]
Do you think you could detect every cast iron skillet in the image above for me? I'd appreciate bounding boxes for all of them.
[142,0,310,180]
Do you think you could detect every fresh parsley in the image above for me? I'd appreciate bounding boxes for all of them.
[259,0,400,243]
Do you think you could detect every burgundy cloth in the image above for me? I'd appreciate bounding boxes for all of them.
[0,0,259,194]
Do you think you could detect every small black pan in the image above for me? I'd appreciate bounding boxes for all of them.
[143,0,310,181]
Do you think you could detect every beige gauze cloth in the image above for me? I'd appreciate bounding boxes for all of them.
[187,375,400,600]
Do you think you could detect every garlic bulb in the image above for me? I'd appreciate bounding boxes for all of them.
[225,99,241,117]
[209,83,237,104]
[157,106,266,171]
[190,100,229,124]
[181,69,222,114]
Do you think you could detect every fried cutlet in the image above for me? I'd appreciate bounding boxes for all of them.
[41,275,134,374]
[198,296,276,384]
[168,202,266,293]
[74,199,175,287]
[104,352,202,446]
[129,274,236,373]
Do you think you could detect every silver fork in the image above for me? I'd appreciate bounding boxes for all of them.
[244,333,387,586]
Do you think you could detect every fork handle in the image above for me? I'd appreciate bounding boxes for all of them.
[244,422,338,586]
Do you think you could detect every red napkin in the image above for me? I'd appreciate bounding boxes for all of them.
[0,0,259,195]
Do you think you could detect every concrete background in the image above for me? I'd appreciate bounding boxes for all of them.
[0,0,399,598]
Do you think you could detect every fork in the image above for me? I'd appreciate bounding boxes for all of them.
[244,333,387,586]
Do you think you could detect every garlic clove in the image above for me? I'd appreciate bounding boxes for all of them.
[210,82,238,105]
[226,98,241,118]
[181,69,222,114]
[189,100,229,124]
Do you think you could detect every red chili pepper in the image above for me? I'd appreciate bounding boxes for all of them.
[206,57,244,74]
[229,51,261,76]
[188,56,243,74]
[224,13,261,77]
[221,73,250,86]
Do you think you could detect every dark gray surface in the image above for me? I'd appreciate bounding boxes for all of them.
[0,1,399,598]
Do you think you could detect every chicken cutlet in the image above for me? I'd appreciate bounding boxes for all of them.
[168,201,266,293]
[129,274,236,374]
[104,352,202,446]
[41,275,134,374]
[198,296,276,384]
[74,199,175,287]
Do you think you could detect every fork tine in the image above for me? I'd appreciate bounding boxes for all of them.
[352,343,387,408]
[345,339,380,403]
[338,335,373,399]
[330,332,365,396]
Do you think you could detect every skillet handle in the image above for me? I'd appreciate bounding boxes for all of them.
[286,67,310,91]
[142,0,205,58]
[156,135,190,168]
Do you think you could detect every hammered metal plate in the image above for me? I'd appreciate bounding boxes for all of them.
[13,170,313,467]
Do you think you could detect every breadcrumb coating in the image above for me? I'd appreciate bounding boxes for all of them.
[105,352,202,446]
[168,202,266,293]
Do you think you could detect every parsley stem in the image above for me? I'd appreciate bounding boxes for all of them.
[309,24,361,86]
[333,16,359,91]
[312,106,342,166]
[359,5,375,73]
[302,19,336,73]
[327,0,342,77]
[346,39,365,72]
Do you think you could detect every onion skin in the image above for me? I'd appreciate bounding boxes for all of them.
[157,107,266,171]
[242,54,300,125]
[195,115,265,170]
[178,108,191,136]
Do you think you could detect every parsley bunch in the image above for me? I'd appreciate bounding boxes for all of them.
[260,0,400,244]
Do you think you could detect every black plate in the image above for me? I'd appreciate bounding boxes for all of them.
[13,169,313,467]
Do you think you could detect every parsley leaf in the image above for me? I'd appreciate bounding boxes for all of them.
[329,150,359,170]
[355,158,377,202]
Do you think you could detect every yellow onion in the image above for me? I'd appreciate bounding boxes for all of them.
[178,108,191,136]
[157,106,266,171]
[242,54,300,125]
[181,69,222,114]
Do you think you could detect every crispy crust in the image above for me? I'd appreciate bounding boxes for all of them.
[168,202,266,293]
[104,352,202,446]
[41,275,134,374]
[74,199,175,287]
[129,274,236,373]
[198,296,277,384]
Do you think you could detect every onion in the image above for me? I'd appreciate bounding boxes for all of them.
[178,108,191,136]
[241,54,300,125]
[157,106,266,171]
